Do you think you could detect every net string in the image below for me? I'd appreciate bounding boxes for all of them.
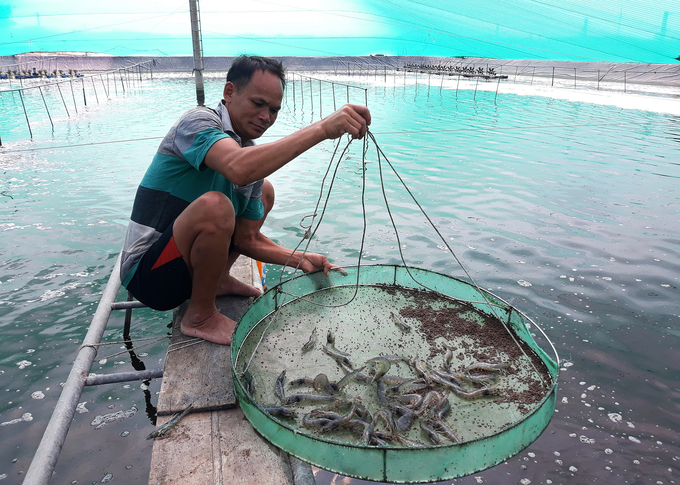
[243,135,367,374]
[244,131,549,386]
[369,131,547,386]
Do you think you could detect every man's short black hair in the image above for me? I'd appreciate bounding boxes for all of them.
[227,55,286,91]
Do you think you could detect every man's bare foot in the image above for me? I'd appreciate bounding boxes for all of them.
[180,308,237,345]
[216,274,262,297]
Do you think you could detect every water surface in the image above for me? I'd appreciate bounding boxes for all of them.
[0,71,679,484]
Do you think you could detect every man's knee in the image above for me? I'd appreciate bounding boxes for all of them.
[196,191,236,221]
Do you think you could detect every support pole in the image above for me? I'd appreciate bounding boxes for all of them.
[18,90,33,139]
[69,80,78,113]
[56,83,70,117]
[332,83,336,111]
[91,77,99,104]
[84,368,163,386]
[189,0,205,106]
[23,254,124,485]
[494,77,500,105]
[38,86,54,131]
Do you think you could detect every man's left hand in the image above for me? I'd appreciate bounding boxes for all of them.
[299,252,335,276]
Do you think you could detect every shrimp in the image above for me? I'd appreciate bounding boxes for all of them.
[146,404,193,440]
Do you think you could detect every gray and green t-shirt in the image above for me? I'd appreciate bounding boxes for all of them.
[120,102,265,286]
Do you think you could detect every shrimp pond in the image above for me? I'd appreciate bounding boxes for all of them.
[0,70,679,484]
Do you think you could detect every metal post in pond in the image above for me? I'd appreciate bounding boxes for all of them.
[100,74,108,98]
[189,0,205,106]
[18,90,33,139]
[81,78,87,106]
[120,70,125,93]
[456,73,460,98]
[69,80,78,113]
[346,85,349,104]
[309,78,313,116]
[92,77,99,104]
[494,77,500,105]
[38,86,54,131]
[551,66,555,86]
[332,83,336,111]
[56,83,70,117]
[474,76,479,100]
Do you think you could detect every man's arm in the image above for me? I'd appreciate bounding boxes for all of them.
[204,104,371,186]
[231,216,334,275]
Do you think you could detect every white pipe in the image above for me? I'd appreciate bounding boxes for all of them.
[23,253,123,485]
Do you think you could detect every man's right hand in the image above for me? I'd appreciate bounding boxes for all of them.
[321,104,372,140]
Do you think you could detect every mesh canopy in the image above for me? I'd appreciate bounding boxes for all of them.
[1,1,678,63]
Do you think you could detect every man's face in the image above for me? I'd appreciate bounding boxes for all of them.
[223,69,283,143]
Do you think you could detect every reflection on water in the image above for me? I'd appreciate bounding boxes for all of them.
[0,71,679,484]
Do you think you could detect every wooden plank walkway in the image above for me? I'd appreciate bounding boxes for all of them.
[148,256,316,485]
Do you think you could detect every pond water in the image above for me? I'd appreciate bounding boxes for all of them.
[0,69,679,484]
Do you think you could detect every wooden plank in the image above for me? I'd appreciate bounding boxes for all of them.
[149,408,295,485]
[148,412,214,485]
[150,255,316,484]
[217,407,295,485]
[156,256,253,416]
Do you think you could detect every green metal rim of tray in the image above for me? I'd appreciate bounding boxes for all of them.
[231,264,559,483]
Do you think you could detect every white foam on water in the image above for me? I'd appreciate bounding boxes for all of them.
[90,405,137,429]
[0,413,33,427]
